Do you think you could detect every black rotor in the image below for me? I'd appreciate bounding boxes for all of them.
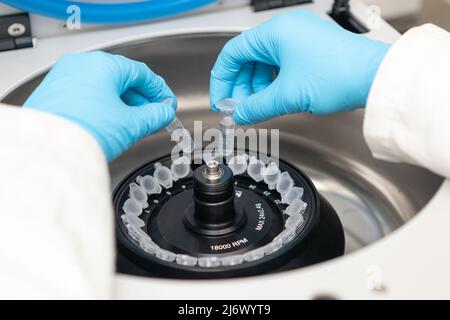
[114,154,345,279]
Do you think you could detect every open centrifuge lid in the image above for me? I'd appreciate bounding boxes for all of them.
[1,0,217,24]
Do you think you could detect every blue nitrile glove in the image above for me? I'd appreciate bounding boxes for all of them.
[210,10,390,124]
[24,51,177,161]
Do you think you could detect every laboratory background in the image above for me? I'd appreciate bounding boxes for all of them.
[0,0,449,301]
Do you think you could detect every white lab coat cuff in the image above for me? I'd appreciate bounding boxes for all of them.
[364,24,450,177]
[0,105,114,299]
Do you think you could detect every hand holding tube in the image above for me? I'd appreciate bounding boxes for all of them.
[210,10,390,124]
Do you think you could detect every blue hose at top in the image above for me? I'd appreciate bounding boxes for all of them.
[1,0,218,24]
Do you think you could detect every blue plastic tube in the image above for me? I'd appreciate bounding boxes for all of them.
[1,0,218,24]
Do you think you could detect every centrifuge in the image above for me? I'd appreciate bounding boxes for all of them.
[1,0,449,299]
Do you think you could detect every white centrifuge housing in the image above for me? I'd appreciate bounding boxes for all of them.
[0,0,449,299]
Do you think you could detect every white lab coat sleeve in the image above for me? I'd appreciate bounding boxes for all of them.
[0,104,114,299]
[364,24,450,178]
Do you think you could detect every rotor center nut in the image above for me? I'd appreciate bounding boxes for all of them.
[203,159,223,180]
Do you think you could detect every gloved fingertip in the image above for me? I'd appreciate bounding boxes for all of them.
[155,102,176,128]
[162,87,178,111]
[164,105,176,126]
[208,91,220,112]
[210,101,220,112]
[232,104,252,125]
[232,113,245,125]
[210,77,234,113]
[133,102,176,139]
[161,97,178,111]
[172,98,178,111]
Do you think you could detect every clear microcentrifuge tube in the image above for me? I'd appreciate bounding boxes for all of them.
[273,228,296,245]
[125,223,146,242]
[220,255,244,266]
[247,156,266,182]
[155,248,176,262]
[176,254,198,266]
[171,156,191,181]
[137,175,162,195]
[243,248,265,262]
[139,237,159,255]
[153,162,173,189]
[129,183,148,208]
[163,99,194,154]
[263,162,281,190]
[228,153,249,176]
[281,186,304,205]
[198,256,221,268]
[285,213,304,230]
[122,213,145,228]
[276,172,295,196]
[216,98,238,156]
[263,238,283,255]
[285,199,308,216]
[122,198,143,216]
